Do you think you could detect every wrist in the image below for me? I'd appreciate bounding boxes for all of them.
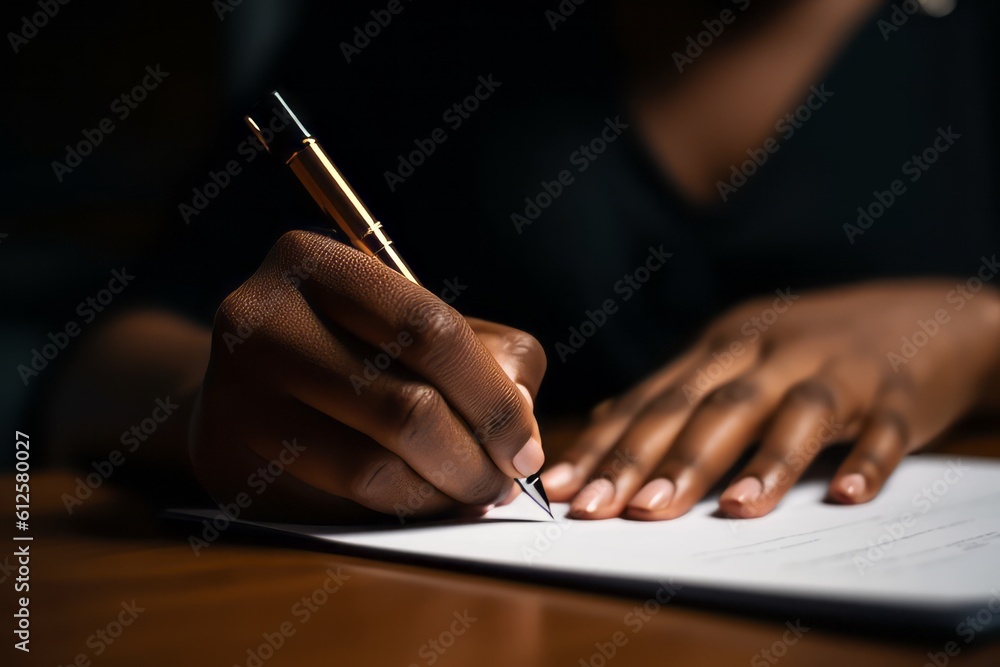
[45,311,211,468]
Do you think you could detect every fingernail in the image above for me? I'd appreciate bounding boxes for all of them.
[541,462,575,489]
[628,478,675,512]
[721,477,763,513]
[512,437,545,477]
[835,473,867,502]
[570,478,615,516]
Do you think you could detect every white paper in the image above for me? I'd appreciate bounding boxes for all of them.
[179,455,1000,618]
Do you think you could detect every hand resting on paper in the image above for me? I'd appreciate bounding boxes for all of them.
[541,280,1000,520]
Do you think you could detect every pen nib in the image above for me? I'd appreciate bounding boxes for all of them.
[517,474,554,519]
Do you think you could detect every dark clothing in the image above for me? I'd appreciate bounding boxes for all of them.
[3,0,997,437]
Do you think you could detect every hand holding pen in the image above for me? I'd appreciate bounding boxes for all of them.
[189,93,549,522]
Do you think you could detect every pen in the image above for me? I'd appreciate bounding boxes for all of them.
[245,90,552,519]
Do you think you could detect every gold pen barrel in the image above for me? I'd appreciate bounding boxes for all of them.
[286,139,421,286]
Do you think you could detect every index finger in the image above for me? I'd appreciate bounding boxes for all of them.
[281,230,543,478]
[466,317,547,401]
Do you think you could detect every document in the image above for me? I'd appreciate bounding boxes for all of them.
[174,455,1000,628]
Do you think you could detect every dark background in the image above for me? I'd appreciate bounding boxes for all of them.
[3,0,998,449]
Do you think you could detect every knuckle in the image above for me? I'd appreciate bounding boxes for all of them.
[869,409,911,448]
[652,386,693,413]
[857,451,893,479]
[786,379,837,410]
[659,450,700,473]
[757,338,779,360]
[707,379,759,406]
[708,309,744,335]
[214,288,248,334]
[502,330,547,370]
[212,286,267,352]
[593,468,617,482]
[273,229,321,264]
[590,397,616,420]
[880,373,915,395]
[713,301,763,334]
[473,390,527,444]
[594,448,640,481]
[407,300,465,349]
[452,470,508,506]
[352,458,411,503]
[212,280,296,354]
[754,449,794,470]
[609,392,644,416]
[705,332,737,353]
[392,383,445,445]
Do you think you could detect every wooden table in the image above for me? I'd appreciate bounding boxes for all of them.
[8,429,1000,667]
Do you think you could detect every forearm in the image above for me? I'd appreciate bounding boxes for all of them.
[632,0,884,202]
[44,310,211,477]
